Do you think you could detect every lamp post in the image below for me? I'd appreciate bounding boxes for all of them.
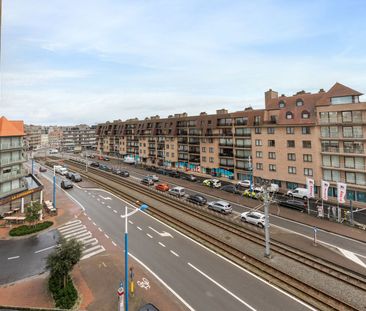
[31,151,34,175]
[248,155,253,191]
[122,203,148,311]
[52,166,56,209]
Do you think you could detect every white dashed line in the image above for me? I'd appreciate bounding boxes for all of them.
[35,245,57,254]
[97,198,100,201]
[88,217,91,221]
[101,201,105,205]
[147,234,153,239]
[120,214,123,218]
[170,250,179,257]
[98,227,103,232]
[137,226,142,231]
[159,242,166,248]
[128,220,133,225]
[8,256,20,260]
[83,212,86,216]
[112,241,117,247]
[92,195,95,198]
[107,205,111,209]
[104,234,110,239]
[93,222,97,226]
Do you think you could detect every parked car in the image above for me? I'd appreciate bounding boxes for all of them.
[99,164,111,172]
[278,199,307,211]
[287,188,310,200]
[90,162,99,167]
[104,157,110,161]
[39,166,47,172]
[186,194,207,206]
[168,186,186,198]
[182,174,197,182]
[146,175,159,182]
[208,201,232,214]
[156,168,167,175]
[141,177,154,186]
[61,180,73,189]
[237,180,251,188]
[240,211,265,228]
[66,171,74,179]
[71,173,82,182]
[168,170,180,178]
[98,156,104,160]
[202,179,221,188]
[155,183,170,192]
[118,170,130,177]
[220,185,240,194]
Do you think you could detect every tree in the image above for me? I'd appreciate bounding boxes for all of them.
[47,237,83,287]
[25,201,42,227]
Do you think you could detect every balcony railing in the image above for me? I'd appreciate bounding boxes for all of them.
[321,147,365,154]
[219,162,234,167]
[0,143,23,151]
[219,153,234,157]
[219,142,233,147]
[0,157,26,166]
[0,169,26,183]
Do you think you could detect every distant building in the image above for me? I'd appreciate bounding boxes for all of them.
[24,124,43,150]
[59,124,96,152]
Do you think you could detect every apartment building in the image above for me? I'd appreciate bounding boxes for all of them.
[59,124,96,152]
[24,124,43,150]
[96,82,366,205]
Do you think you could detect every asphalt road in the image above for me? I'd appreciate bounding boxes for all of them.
[35,161,314,311]
[0,229,59,285]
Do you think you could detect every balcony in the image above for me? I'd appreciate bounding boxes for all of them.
[235,144,251,148]
[189,148,200,154]
[219,142,233,147]
[219,162,234,167]
[219,153,234,158]
[321,147,365,155]
[188,139,200,145]
[321,164,365,173]
[178,138,188,144]
[0,169,27,183]
[0,157,26,166]
[177,130,188,135]
[189,156,200,163]
[0,142,23,151]
[178,156,188,161]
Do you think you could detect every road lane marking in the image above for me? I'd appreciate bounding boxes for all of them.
[149,226,173,238]
[93,222,97,226]
[339,248,366,269]
[35,245,57,254]
[147,233,153,239]
[107,205,111,209]
[137,226,142,230]
[98,227,103,232]
[159,242,166,248]
[97,198,100,201]
[113,210,118,213]
[83,212,87,216]
[112,241,117,247]
[101,201,105,205]
[88,217,91,221]
[129,220,134,224]
[188,262,257,311]
[8,256,20,260]
[104,234,110,239]
[170,250,179,257]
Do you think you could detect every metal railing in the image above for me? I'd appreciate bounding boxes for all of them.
[0,157,26,166]
[0,169,26,183]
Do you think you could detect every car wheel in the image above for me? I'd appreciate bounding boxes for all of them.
[258,223,264,229]
[303,196,308,200]
[241,217,246,222]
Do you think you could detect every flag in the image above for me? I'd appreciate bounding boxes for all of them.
[306,178,315,198]
[337,182,347,204]
[321,180,330,201]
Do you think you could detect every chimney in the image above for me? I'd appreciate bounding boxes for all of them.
[216,109,228,115]
[265,89,278,107]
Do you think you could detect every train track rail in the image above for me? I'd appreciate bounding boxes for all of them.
[48,158,365,310]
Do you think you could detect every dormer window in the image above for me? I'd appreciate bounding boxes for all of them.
[279,101,286,108]
[301,111,310,119]
[296,99,304,107]
[286,112,293,119]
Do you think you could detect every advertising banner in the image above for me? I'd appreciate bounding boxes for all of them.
[337,182,347,204]
[306,178,315,198]
[321,180,330,201]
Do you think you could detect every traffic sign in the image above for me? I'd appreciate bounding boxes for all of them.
[117,282,124,297]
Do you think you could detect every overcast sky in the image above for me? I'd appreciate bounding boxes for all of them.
[1,0,365,125]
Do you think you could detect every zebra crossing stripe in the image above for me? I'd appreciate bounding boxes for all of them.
[81,246,105,260]
[82,245,104,255]
[82,238,99,247]
[59,225,86,234]
[58,222,83,231]
[64,219,81,226]
[63,230,88,239]
[72,233,92,242]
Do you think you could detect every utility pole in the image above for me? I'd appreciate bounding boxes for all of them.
[248,155,253,191]
[263,182,271,258]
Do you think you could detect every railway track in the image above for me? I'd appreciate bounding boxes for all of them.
[48,158,366,310]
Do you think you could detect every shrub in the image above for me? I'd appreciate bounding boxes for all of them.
[9,221,53,236]
[49,274,78,309]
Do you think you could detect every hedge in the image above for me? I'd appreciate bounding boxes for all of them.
[49,274,78,309]
[9,221,53,236]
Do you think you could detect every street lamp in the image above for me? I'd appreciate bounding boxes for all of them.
[121,203,148,311]
[248,155,253,191]
[52,165,56,210]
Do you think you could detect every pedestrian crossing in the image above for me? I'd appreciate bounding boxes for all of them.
[58,219,105,260]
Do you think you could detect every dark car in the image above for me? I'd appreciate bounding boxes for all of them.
[278,199,306,211]
[90,162,99,168]
[39,166,47,172]
[168,170,180,178]
[61,180,73,189]
[71,173,82,182]
[186,194,207,206]
[220,185,240,194]
[66,172,74,179]
[156,168,167,175]
[104,157,110,161]
[118,170,130,177]
[99,164,111,171]
[182,174,197,182]
[141,177,154,186]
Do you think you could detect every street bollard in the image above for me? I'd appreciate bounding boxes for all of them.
[313,227,317,246]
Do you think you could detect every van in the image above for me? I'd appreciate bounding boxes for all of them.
[168,186,186,198]
[58,167,68,176]
[287,188,310,200]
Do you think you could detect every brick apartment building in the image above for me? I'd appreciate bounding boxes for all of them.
[96,83,366,205]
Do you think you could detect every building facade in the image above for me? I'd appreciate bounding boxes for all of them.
[24,124,43,150]
[96,83,366,205]
[59,124,96,152]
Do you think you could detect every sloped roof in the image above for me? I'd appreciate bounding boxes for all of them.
[316,82,363,105]
[0,116,25,137]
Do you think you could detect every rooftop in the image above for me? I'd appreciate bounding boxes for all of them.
[0,116,25,137]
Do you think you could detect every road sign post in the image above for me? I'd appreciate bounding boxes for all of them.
[313,227,318,246]
[117,281,124,311]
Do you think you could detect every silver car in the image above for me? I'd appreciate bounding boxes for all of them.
[240,211,265,228]
[208,201,232,214]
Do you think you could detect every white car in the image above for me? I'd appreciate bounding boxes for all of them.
[237,180,251,188]
[203,179,221,188]
[240,211,265,228]
[146,175,159,182]
[208,200,232,214]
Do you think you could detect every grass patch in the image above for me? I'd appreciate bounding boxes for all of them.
[9,221,53,236]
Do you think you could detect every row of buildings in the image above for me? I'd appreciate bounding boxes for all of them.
[24,124,97,152]
[95,83,366,205]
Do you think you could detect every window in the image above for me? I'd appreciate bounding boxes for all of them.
[209,147,214,153]
[303,154,312,162]
[268,140,275,147]
[254,115,261,125]
[288,153,296,161]
[286,127,294,134]
[287,140,295,148]
[172,153,175,157]
[302,127,311,134]
[235,128,251,136]
[279,101,286,108]
[286,112,293,119]
[256,151,263,158]
[302,141,312,148]
[288,166,296,174]
[256,163,263,170]
[202,147,206,152]
[255,139,262,146]
[287,182,299,189]
[342,111,352,123]
[346,172,355,184]
[166,152,169,157]
[202,156,207,162]
[296,99,304,107]
[304,168,313,176]
[269,164,276,171]
[255,127,261,134]
[268,152,276,159]
[267,127,275,134]
[235,117,248,125]
[331,96,354,104]
[209,157,214,163]
[323,169,340,182]
[208,120,212,125]
[301,111,310,119]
